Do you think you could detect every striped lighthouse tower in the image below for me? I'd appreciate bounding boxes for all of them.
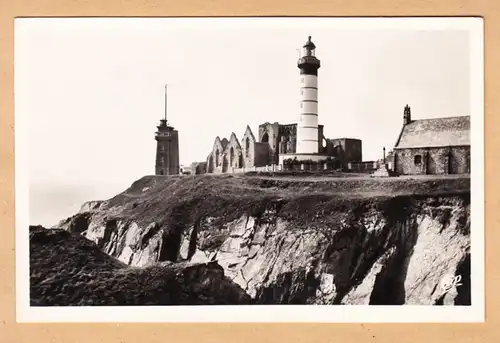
[296,36,321,154]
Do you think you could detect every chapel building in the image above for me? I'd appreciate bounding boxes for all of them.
[392,105,470,175]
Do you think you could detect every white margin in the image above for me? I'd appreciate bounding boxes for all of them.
[15,16,485,323]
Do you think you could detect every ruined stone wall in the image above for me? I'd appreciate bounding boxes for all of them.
[254,142,270,167]
[206,138,225,174]
[318,125,325,153]
[191,162,207,175]
[324,140,339,157]
[278,124,297,155]
[259,122,280,164]
[226,140,244,169]
[206,153,214,173]
[344,139,362,163]
[326,138,362,169]
[241,131,256,168]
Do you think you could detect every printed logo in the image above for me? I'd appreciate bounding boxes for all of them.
[440,274,462,296]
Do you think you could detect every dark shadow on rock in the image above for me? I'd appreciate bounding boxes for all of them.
[369,218,419,305]
[158,229,181,262]
[254,268,320,304]
[454,253,471,306]
[65,212,92,235]
[139,222,161,249]
[187,219,200,260]
[158,205,189,262]
[97,219,117,250]
[435,293,445,305]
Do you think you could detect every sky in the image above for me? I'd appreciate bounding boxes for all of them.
[15,18,474,226]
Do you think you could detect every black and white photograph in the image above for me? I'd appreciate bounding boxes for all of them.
[15,17,484,322]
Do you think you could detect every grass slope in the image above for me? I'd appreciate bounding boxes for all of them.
[91,174,470,230]
[29,226,251,306]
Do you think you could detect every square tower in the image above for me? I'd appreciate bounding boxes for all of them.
[155,119,180,175]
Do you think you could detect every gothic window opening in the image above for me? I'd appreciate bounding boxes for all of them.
[230,147,235,166]
[245,138,250,157]
[222,154,229,173]
[215,148,220,166]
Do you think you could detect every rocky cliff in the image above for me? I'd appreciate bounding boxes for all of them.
[56,174,471,305]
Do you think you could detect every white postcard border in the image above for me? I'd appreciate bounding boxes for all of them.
[15,16,484,323]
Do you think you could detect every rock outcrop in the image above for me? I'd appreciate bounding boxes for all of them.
[56,174,471,305]
[78,200,103,213]
[30,226,252,306]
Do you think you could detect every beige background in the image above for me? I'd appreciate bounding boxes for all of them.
[0,0,497,342]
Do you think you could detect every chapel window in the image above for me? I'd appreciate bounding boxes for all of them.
[414,155,422,165]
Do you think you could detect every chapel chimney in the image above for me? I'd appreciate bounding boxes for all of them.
[403,104,412,125]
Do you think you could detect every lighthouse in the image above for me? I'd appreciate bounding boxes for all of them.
[296,36,321,154]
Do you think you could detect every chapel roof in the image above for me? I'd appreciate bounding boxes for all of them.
[395,115,470,149]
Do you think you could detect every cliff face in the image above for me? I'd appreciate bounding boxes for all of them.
[57,174,471,305]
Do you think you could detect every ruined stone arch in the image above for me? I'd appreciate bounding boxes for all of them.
[215,149,220,166]
[261,132,269,143]
[230,147,235,166]
[238,153,243,168]
[222,153,229,173]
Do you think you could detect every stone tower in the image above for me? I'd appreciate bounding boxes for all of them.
[296,36,321,154]
[155,85,180,175]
